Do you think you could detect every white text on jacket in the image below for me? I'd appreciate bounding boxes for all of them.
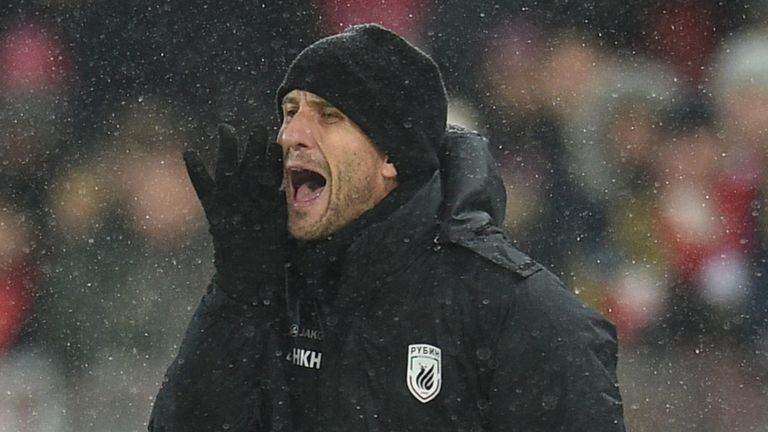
[289,348,323,369]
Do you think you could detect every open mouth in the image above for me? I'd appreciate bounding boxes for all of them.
[289,167,327,206]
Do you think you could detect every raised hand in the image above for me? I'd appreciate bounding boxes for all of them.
[184,123,288,303]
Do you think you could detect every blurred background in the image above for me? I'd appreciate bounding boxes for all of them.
[2,0,768,430]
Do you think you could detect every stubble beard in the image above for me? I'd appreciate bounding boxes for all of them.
[288,168,377,240]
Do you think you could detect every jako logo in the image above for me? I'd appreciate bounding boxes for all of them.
[406,344,442,403]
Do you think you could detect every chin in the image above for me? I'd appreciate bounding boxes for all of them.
[288,227,312,240]
[288,208,324,239]
[288,218,324,240]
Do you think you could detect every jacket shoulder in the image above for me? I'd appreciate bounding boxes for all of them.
[431,239,612,337]
[438,227,543,278]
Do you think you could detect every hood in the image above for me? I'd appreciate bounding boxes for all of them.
[439,124,506,239]
[438,124,542,278]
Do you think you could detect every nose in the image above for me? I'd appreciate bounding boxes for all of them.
[278,108,317,153]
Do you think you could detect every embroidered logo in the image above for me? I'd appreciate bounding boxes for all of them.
[406,344,442,403]
[287,347,323,369]
[289,324,324,341]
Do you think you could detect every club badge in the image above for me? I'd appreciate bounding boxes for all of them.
[406,344,442,403]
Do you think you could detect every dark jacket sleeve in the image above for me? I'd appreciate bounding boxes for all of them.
[148,276,290,432]
[485,270,625,432]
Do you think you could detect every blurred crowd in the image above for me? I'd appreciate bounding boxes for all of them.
[2,0,768,431]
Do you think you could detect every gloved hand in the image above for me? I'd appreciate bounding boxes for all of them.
[184,123,288,304]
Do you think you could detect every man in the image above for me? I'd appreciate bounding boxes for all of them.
[149,24,625,431]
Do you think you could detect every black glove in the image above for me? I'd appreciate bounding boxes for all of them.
[184,123,288,304]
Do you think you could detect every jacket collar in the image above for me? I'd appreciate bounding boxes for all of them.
[311,171,442,324]
[343,171,443,285]
[290,172,438,306]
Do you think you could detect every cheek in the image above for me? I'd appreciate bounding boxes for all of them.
[332,151,371,188]
[345,151,380,184]
[322,129,384,180]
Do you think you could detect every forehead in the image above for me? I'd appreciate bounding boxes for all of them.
[281,89,334,107]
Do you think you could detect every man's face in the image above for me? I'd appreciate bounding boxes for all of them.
[277,90,398,240]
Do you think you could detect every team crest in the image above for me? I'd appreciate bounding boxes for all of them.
[406,344,442,403]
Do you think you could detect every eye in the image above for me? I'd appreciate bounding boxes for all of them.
[283,105,298,118]
[320,108,343,123]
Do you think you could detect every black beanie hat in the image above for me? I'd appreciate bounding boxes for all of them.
[277,24,447,179]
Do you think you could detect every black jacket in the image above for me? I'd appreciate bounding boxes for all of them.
[149,126,625,431]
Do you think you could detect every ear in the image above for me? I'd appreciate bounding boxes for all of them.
[381,158,398,180]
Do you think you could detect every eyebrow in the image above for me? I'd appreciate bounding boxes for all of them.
[281,94,299,107]
[281,93,341,111]
[317,97,335,106]
[307,96,339,111]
